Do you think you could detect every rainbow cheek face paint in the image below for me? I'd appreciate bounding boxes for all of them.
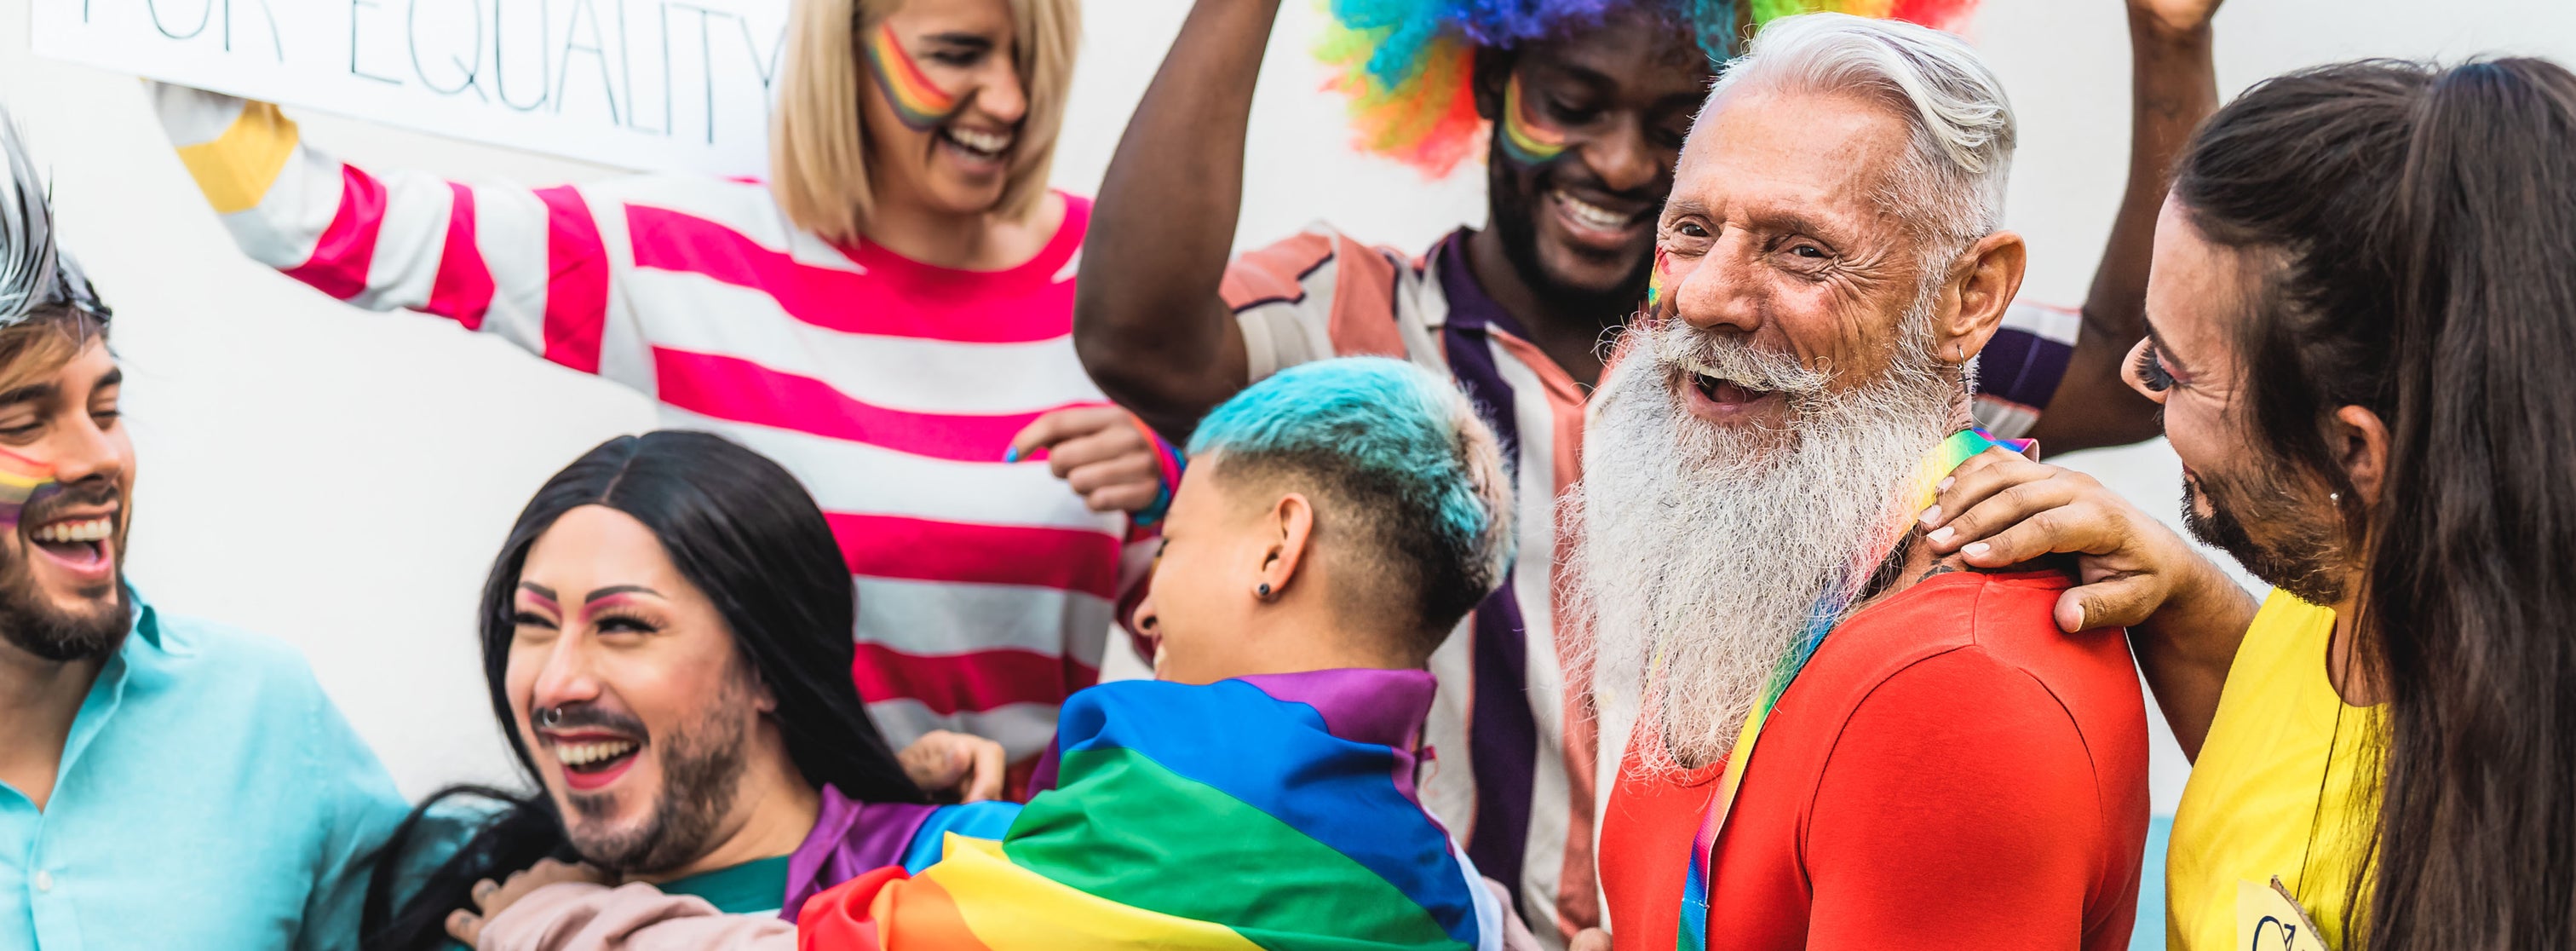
[1646,247,1672,314]
[1498,74,1570,166]
[864,23,965,133]
[0,446,60,531]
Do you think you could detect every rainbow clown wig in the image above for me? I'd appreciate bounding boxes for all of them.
[1319,0,1979,175]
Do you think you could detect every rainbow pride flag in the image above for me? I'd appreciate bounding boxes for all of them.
[799,669,1503,950]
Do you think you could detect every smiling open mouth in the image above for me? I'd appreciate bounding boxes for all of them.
[27,514,113,573]
[939,125,1015,163]
[1550,188,1651,244]
[1692,372,1774,406]
[548,732,645,791]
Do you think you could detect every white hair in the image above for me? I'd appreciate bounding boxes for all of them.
[1705,12,2016,256]
[1574,289,1958,776]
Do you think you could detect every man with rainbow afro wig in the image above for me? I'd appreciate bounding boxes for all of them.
[1075,0,2222,941]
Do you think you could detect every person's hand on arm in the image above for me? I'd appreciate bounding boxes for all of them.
[899,729,1009,804]
[447,860,795,951]
[1069,0,1285,441]
[448,860,612,946]
[1919,448,2260,759]
[1006,407,1173,517]
[2023,0,2222,452]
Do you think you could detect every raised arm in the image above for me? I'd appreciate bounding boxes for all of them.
[2023,0,2222,453]
[1069,0,1279,442]
[152,83,616,377]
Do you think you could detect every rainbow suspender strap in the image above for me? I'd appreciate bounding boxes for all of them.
[1671,426,2032,950]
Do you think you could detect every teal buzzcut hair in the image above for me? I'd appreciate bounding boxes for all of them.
[1189,357,1515,646]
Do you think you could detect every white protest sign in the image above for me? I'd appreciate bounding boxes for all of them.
[34,0,791,178]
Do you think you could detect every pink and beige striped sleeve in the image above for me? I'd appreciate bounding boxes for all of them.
[1220,225,1412,383]
[151,83,612,376]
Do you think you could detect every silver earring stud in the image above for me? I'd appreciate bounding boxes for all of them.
[2330,492,2342,504]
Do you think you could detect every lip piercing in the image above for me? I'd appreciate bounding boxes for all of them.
[536,706,566,729]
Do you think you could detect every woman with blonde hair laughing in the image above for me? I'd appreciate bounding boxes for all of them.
[152,0,1166,790]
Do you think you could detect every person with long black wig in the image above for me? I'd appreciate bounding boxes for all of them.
[363,431,1023,950]
[1921,56,2576,949]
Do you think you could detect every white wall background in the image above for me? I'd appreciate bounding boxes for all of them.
[3,0,2572,813]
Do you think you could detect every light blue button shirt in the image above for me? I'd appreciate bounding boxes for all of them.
[0,588,409,950]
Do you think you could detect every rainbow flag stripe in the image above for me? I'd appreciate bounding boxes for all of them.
[1673,428,2024,950]
[802,670,1498,950]
[1917,426,2033,510]
[0,445,59,527]
[1497,76,1568,165]
[865,23,963,132]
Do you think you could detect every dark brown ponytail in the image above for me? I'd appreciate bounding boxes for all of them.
[2175,56,2576,949]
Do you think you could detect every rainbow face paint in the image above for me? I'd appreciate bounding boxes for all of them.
[1645,247,1673,315]
[864,23,965,133]
[1497,75,1569,166]
[0,445,60,530]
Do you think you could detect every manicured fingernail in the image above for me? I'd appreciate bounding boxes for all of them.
[1936,476,1954,493]
[1003,447,1020,464]
[1918,504,1941,527]
[1964,541,1990,559]
[1928,526,1954,545]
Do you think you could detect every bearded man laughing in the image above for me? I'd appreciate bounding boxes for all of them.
[1575,14,2151,951]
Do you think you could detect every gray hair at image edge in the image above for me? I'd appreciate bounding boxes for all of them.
[1705,12,2017,255]
[0,107,107,328]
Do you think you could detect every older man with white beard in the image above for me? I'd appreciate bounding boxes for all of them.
[1572,14,2151,951]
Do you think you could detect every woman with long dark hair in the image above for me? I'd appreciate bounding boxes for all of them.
[1920,56,2576,948]
[362,431,1019,949]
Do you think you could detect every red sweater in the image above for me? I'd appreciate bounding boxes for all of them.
[1597,570,2148,950]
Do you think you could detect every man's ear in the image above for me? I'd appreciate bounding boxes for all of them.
[744,660,779,715]
[1469,47,1515,123]
[2332,405,2392,508]
[1258,493,1318,600]
[1933,230,2027,368]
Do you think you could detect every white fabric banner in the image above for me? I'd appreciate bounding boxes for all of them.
[34,0,789,178]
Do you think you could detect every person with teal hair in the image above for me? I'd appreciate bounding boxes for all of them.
[438,358,1545,951]
[1074,0,2228,938]
[1150,355,1517,688]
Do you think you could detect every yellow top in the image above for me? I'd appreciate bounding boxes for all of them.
[2167,590,2382,950]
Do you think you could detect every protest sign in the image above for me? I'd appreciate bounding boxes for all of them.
[34,0,790,178]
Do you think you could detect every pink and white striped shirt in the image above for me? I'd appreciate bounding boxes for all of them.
[153,84,1151,766]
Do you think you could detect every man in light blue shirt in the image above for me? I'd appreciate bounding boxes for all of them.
[0,113,409,949]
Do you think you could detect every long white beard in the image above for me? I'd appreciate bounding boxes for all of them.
[1573,307,1960,779]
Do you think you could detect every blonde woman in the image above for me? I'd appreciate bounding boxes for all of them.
[153,0,1159,786]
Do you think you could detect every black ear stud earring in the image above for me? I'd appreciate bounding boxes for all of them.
[1256,583,1273,598]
